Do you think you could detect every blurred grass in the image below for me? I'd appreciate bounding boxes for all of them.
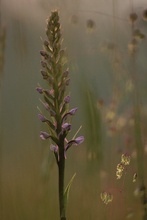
[0,0,147,219]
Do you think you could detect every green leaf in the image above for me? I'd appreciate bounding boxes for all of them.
[44,94,55,110]
[46,120,56,130]
[50,136,59,145]
[64,173,76,214]
[72,125,82,140]
[60,103,66,116]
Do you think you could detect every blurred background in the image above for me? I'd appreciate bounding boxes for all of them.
[0,0,147,219]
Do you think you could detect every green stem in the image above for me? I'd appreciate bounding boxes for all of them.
[58,139,66,220]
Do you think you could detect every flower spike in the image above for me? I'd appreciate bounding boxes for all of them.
[36,10,84,219]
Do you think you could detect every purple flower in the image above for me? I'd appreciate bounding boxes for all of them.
[64,95,70,104]
[40,131,50,140]
[40,50,48,59]
[46,89,54,96]
[38,114,47,122]
[41,70,48,79]
[50,145,59,161]
[41,60,47,68]
[36,87,44,94]
[50,144,58,153]
[65,136,84,151]
[69,107,78,115]
[74,136,84,144]
[62,107,78,122]
[62,123,71,131]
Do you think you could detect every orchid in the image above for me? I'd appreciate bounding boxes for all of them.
[37,10,84,220]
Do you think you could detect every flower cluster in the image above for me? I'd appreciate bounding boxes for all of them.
[100,191,113,205]
[121,153,131,165]
[37,11,84,161]
[116,163,125,180]
[116,153,131,179]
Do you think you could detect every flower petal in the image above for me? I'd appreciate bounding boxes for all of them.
[69,107,78,115]
[50,144,58,153]
[62,123,71,131]
[64,95,70,104]
[62,107,78,122]
[36,87,43,94]
[74,136,84,144]
[40,131,50,140]
[38,114,47,122]
[65,136,84,151]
